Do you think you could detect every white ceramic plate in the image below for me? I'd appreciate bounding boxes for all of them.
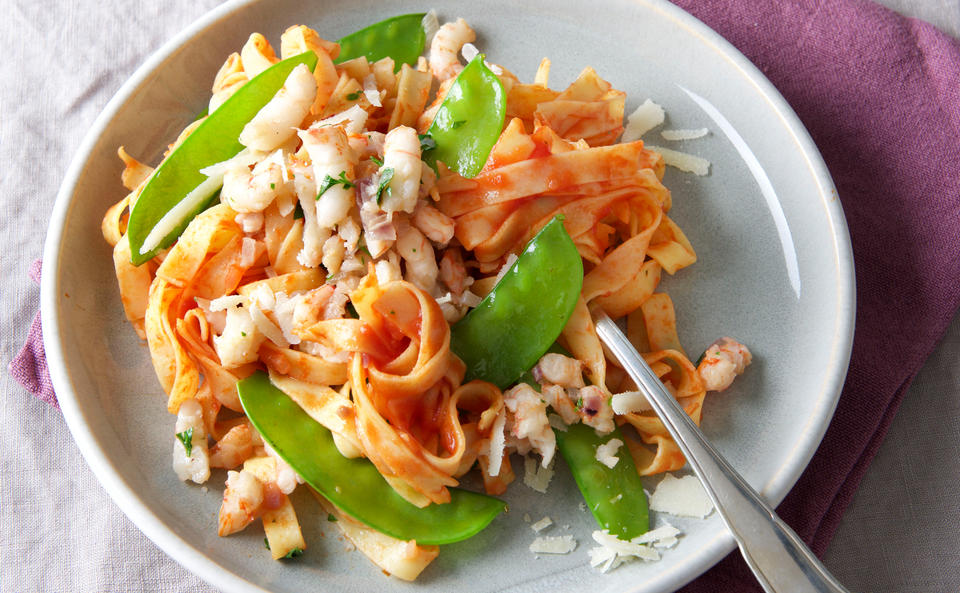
[43,1,855,591]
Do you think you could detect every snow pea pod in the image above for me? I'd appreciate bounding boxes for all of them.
[555,423,649,539]
[126,51,318,265]
[236,371,505,545]
[450,217,582,388]
[335,13,426,71]
[421,55,506,178]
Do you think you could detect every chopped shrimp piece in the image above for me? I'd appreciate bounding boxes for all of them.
[698,337,752,392]
[429,18,476,81]
[396,223,438,294]
[209,424,255,469]
[265,442,303,495]
[380,126,422,214]
[578,385,614,434]
[218,469,265,536]
[532,353,585,389]
[299,125,358,229]
[504,383,556,466]
[220,155,285,214]
[212,304,264,369]
[412,200,455,245]
[239,63,317,152]
[438,249,468,295]
[172,398,210,484]
[540,384,579,425]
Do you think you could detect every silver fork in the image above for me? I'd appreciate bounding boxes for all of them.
[592,309,850,593]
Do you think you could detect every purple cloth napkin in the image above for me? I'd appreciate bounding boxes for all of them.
[9,0,960,589]
[668,0,960,590]
[9,259,58,408]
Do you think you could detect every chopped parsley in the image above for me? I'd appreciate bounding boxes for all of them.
[370,156,383,167]
[325,273,335,284]
[575,397,584,411]
[346,91,361,101]
[418,133,437,152]
[327,513,337,522]
[264,538,271,550]
[240,331,247,337]
[270,182,276,190]
[175,428,194,457]
[316,171,355,199]
[284,547,304,558]
[376,167,394,204]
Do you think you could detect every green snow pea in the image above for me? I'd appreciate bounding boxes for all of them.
[126,51,318,265]
[556,423,649,539]
[335,13,427,71]
[421,55,506,178]
[450,216,582,388]
[236,371,505,545]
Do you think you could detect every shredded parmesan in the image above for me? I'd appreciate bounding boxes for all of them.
[660,127,709,141]
[622,99,665,142]
[649,473,714,518]
[461,42,480,63]
[587,525,682,572]
[646,145,711,176]
[530,516,553,532]
[529,535,577,555]
[485,409,507,477]
[362,74,382,108]
[595,438,624,469]
[523,455,554,493]
[421,10,439,47]
[611,391,652,415]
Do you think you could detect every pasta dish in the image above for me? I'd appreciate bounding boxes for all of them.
[101,13,751,580]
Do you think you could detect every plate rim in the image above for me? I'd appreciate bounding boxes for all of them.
[42,0,856,591]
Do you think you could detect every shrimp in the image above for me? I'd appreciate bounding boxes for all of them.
[429,18,476,81]
[264,441,302,495]
[239,63,317,152]
[217,469,265,536]
[299,125,358,229]
[413,200,455,246]
[211,304,264,369]
[172,398,210,484]
[540,384,580,425]
[220,157,285,214]
[380,126,422,214]
[209,423,255,469]
[438,249,469,295]
[532,353,585,389]
[577,385,615,434]
[503,383,556,466]
[396,222,438,294]
[697,337,752,392]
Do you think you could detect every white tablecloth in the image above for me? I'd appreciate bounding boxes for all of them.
[1,1,957,591]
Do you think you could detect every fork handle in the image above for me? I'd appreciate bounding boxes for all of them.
[594,311,849,593]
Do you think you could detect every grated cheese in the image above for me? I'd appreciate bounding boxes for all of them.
[530,516,553,532]
[611,391,652,415]
[587,525,682,572]
[622,99,665,142]
[646,145,711,176]
[523,455,554,493]
[529,535,577,555]
[595,438,624,469]
[485,409,507,477]
[660,127,709,141]
[649,473,714,518]
[421,10,439,47]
